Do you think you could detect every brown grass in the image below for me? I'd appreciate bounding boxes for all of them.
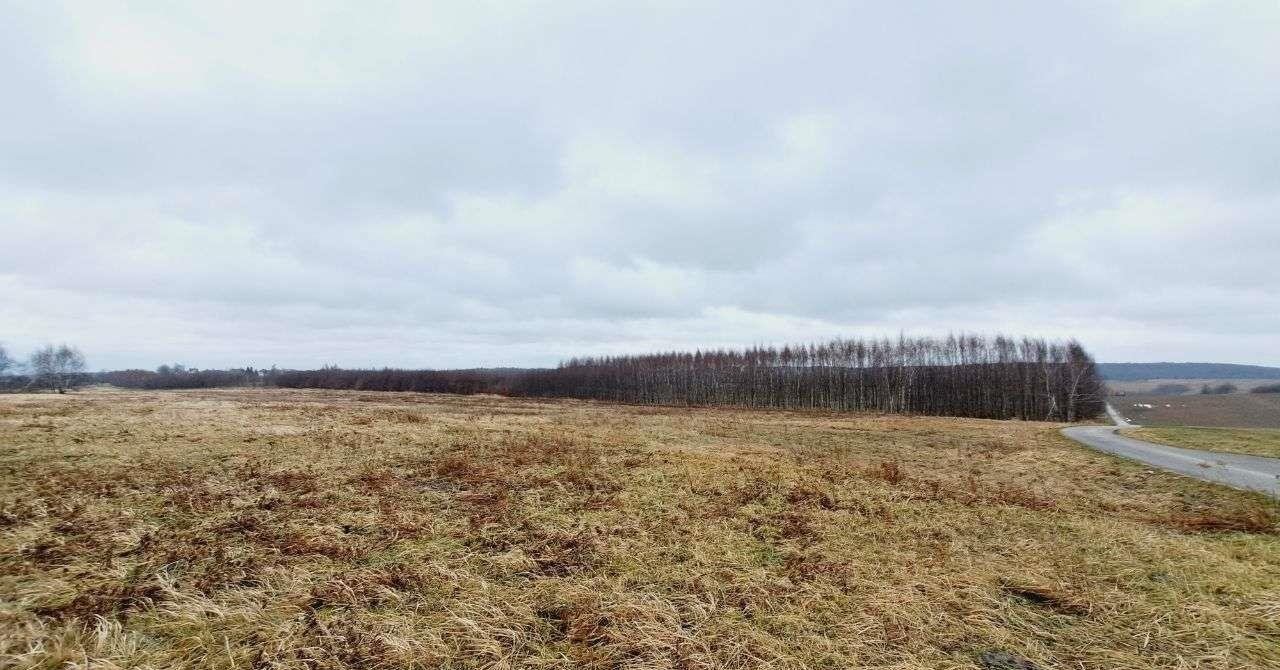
[1,388,1278,669]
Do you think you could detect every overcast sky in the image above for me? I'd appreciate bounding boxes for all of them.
[2,1,1278,370]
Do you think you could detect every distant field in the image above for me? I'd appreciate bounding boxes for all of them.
[1124,426,1280,459]
[1107,378,1280,395]
[1114,392,1280,428]
[2,389,1277,669]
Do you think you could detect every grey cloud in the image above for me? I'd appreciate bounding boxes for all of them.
[1,1,1278,368]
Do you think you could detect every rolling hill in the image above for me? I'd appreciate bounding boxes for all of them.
[1099,362,1280,381]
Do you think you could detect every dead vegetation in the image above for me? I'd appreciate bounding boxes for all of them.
[1,388,1278,669]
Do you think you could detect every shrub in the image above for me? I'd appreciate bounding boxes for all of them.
[1200,383,1238,395]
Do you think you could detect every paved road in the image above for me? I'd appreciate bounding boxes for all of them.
[1062,408,1280,495]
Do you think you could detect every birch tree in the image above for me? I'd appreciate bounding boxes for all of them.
[29,345,87,393]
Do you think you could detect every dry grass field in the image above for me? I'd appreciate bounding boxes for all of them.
[1114,393,1280,429]
[2,388,1278,669]
[1124,426,1280,460]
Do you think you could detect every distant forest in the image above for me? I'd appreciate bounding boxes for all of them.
[1098,362,1280,381]
[515,336,1105,421]
[97,367,266,390]
[22,335,1106,422]
[275,367,524,396]
[259,335,1101,422]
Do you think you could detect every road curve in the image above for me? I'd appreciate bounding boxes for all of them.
[1062,425,1280,496]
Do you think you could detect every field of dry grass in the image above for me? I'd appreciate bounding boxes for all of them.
[1124,426,1280,459]
[2,388,1278,669]
[1115,393,1280,429]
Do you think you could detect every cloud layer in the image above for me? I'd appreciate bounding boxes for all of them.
[2,1,1278,369]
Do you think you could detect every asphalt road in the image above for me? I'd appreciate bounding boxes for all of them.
[1062,410,1280,495]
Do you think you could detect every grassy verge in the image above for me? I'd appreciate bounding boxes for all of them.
[2,388,1278,669]
[1124,425,1280,459]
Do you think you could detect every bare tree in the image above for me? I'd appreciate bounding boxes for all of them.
[0,343,14,376]
[29,344,87,393]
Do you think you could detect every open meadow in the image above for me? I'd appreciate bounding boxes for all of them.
[2,388,1278,669]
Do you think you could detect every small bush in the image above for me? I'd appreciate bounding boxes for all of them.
[1251,383,1280,394]
[1200,383,1238,395]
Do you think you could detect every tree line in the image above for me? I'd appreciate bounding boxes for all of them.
[516,335,1105,421]
[0,343,271,392]
[273,366,525,395]
[97,365,273,390]
[272,335,1105,422]
[1,335,1108,421]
